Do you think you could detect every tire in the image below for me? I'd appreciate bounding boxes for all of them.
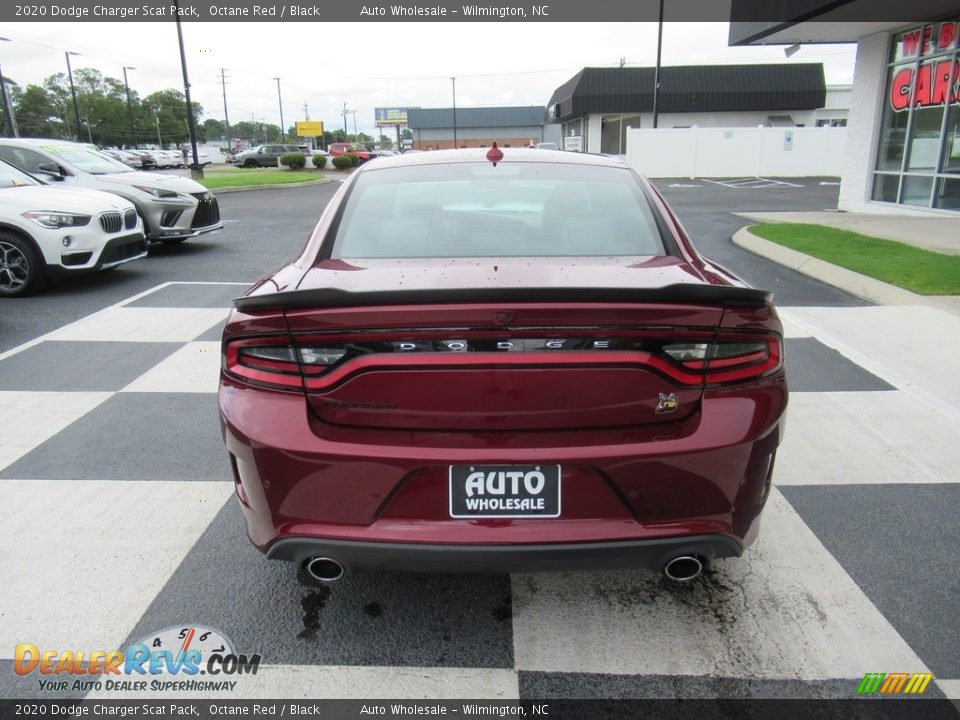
[244,160,257,168]
[0,232,47,297]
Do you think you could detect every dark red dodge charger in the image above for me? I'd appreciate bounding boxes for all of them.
[219,148,787,584]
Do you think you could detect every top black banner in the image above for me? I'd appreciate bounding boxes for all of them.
[2,0,958,23]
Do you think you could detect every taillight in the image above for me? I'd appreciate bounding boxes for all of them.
[224,338,347,390]
[663,336,781,386]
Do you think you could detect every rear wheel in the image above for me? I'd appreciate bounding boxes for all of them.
[244,159,257,168]
[0,233,47,297]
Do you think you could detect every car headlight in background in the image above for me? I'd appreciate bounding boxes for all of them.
[21,211,91,228]
[133,185,180,199]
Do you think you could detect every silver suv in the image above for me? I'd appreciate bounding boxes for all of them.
[233,144,302,168]
[0,139,222,245]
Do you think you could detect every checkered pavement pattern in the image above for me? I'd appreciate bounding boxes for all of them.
[1,281,958,701]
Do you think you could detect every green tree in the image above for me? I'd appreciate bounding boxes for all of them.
[401,128,413,140]
[12,84,67,139]
[378,134,394,150]
[202,118,225,143]
[141,89,202,147]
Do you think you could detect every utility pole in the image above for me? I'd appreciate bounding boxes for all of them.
[221,68,231,154]
[65,51,82,142]
[652,0,664,129]
[174,0,201,178]
[274,77,285,142]
[122,66,137,148]
[342,102,348,137]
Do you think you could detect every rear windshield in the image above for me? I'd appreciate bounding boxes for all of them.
[330,162,666,259]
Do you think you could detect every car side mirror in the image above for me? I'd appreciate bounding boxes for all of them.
[36,163,64,180]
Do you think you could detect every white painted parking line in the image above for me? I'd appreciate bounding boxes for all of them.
[777,391,960,485]
[781,306,960,423]
[702,178,805,189]
[0,480,232,653]
[45,307,229,343]
[937,679,960,699]
[89,666,520,699]
[0,391,113,472]
[780,316,811,338]
[511,490,929,680]
[121,341,222,394]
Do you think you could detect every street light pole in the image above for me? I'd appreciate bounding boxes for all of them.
[122,65,138,148]
[451,76,457,149]
[173,0,201,178]
[65,51,82,142]
[651,0,664,129]
[221,68,231,153]
[274,77,285,143]
[0,37,18,138]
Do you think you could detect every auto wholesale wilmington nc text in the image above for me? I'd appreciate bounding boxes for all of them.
[360,4,549,17]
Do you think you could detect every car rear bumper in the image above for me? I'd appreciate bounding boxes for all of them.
[266,534,743,574]
[220,374,787,570]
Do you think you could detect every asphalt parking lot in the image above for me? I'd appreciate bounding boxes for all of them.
[1,176,958,702]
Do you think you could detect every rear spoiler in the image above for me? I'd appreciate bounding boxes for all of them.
[234,284,772,312]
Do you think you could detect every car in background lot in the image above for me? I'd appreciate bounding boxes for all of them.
[233,144,302,168]
[328,142,372,163]
[101,149,143,168]
[536,142,559,150]
[219,148,788,584]
[152,150,182,169]
[0,159,145,297]
[0,138,222,245]
[130,150,158,170]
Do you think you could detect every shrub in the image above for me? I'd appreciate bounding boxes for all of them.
[345,153,360,167]
[312,154,327,169]
[332,155,353,169]
[280,152,306,169]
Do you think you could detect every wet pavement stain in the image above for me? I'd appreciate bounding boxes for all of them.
[297,586,333,639]
[363,601,384,618]
[492,594,513,621]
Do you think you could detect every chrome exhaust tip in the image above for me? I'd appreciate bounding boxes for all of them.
[304,557,345,583]
[663,555,704,582]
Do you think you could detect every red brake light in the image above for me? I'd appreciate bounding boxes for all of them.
[224,338,347,390]
[664,336,781,386]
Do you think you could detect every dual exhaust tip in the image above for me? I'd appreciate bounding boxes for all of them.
[303,554,703,583]
[304,557,345,583]
[663,555,704,582]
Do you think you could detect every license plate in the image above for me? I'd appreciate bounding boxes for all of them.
[449,465,561,519]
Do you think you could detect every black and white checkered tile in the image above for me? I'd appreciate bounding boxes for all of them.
[1,282,958,701]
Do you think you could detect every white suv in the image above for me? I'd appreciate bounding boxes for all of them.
[0,159,146,297]
[0,138,222,245]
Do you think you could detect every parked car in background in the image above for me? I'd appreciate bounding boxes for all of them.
[219,148,787,584]
[233,144,302,168]
[0,139,222,245]
[0,159,146,297]
[101,149,143,169]
[130,150,158,170]
[536,142,559,150]
[328,143,372,163]
[152,150,181,169]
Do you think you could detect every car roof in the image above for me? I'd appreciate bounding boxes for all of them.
[357,147,627,171]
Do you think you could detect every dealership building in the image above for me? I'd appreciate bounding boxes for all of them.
[546,64,849,155]
[406,106,562,150]
[731,7,960,214]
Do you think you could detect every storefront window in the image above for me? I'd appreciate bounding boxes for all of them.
[872,19,960,211]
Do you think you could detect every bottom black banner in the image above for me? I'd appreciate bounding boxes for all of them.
[1,699,959,720]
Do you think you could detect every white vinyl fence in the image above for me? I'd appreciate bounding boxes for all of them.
[625,126,847,178]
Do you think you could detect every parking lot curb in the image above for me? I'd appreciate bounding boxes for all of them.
[733,226,959,313]
[211,177,333,194]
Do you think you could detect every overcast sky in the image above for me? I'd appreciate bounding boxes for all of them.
[0,22,856,137]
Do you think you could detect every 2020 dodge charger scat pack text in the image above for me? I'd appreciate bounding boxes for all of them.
[219,148,787,584]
